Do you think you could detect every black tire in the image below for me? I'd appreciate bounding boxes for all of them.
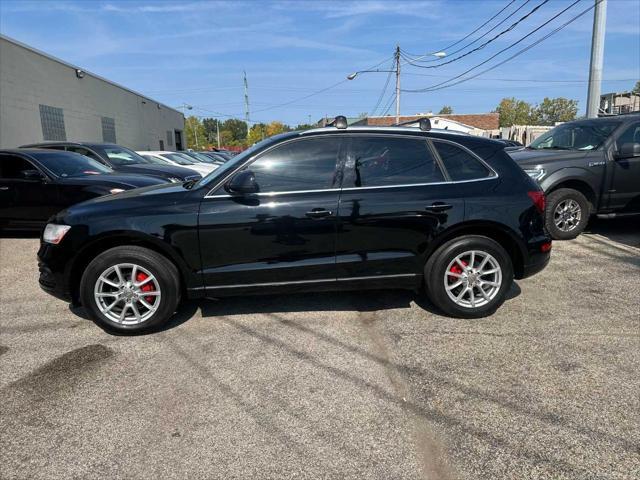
[424,235,514,319]
[79,246,181,334]
[545,188,590,240]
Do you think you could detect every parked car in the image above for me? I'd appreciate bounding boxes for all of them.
[38,121,551,333]
[137,151,216,177]
[197,151,231,165]
[0,149,165,230]
[20,142,201,183]
[179,150,225,165]
[509,114,640,239]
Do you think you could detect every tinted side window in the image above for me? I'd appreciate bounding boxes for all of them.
[249,137,341,192]
[617,122,640,147]
[0,155,37,179]
[433,141,491,181]
[345,136,444,187]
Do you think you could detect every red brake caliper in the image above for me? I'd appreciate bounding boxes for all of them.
[449,260,467,284]
[136,272,155,303]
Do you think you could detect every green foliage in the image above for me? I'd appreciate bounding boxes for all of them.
[534,97,578,125]
[496,98,535,127]
[438,105,453,115]
[293,123,316,131]
[632,80,640,95]
[185,116,206,149]
[220,119,248,145]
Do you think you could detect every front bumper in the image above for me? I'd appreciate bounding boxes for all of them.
[38,260,72,302]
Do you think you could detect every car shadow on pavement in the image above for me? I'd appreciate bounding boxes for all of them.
[0,229,40,239]
[584,215,640,249]
[69,282,522,335]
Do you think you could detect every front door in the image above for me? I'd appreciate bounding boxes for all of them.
[609,121,640,211]
[0,153,58,227]
[335,135,468,282]
[198,136,343,291]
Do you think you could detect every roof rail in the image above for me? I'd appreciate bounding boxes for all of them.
[393,118,432,131]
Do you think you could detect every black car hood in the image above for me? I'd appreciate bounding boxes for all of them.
[508,148,590,167]
[57,173,166,188]
[114,163,201,180]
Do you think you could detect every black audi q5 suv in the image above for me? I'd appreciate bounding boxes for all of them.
[38,119,551,333]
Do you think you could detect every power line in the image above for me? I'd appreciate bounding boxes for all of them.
[403,0,598,93]
[400,0,551,69]
[370,60,395,115]
[402,0,583,93]
[402,0,533,64]
[380,91,397,116]
[401,0,517,60]
[251,55,394,114]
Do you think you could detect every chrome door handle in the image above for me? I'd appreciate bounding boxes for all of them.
[305,208,332,218]
[425,202,453,212]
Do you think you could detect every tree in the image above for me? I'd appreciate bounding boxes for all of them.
[265,121,289,137]
[632,81,640,95]
[533,97,578,125]
[247,123,268,145]
[184,116,206,149]
[495,97,535,127]
[202,118,221,145]
[293,123,315,131]
[220,119,248,145]
[438,106,453,115]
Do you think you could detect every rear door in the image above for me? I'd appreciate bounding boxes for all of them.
[335,134,466,284]
[198,136,343,290]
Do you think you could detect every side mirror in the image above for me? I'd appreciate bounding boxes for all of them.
[225,170,258,194]
[21,169,45,181]
[614,143,640,160]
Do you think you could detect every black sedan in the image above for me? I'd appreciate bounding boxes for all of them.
[0,149,166,230]
[20,142,201,183]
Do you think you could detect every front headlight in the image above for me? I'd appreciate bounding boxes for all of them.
[524,168,546,181]
[43,224,71,244]
[109,188,125,194]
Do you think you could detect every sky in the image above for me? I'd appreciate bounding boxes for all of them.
[0,0,638,125]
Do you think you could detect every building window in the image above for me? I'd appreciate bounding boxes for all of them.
[166,130,174,147]
[39,105,66,141]
[101,116,116,143]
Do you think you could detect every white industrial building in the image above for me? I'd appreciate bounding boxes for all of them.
[0,35,185,150]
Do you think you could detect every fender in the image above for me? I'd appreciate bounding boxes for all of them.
[539,167,601,205]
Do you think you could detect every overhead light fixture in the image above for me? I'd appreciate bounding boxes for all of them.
[75,69,85,79]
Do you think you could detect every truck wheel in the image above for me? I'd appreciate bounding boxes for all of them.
[424,235,514,318]
[546,188,590,240]
[80,246,181,334]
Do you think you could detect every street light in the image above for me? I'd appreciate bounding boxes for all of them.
[347,47,446,123]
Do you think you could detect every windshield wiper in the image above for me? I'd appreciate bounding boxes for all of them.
[182,179,198,189]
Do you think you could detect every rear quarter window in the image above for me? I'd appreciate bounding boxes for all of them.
[433,140,492,181]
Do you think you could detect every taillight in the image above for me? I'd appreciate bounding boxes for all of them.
[527,191,546,213]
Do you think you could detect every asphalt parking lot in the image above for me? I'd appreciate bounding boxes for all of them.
[1,218,638,480]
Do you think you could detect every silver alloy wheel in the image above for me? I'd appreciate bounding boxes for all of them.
[444,250,502,309]
[94,263,161,325]
[554,199,581,232]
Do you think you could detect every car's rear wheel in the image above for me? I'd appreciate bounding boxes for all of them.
[80,246,180,333]
[425,236,513,318]
[545,188,590,240]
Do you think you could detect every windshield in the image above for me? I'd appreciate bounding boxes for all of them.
[34,151,113,177]
[183,151,215,163]
[141,154,170,165]
[529,121,620,151]
[160,153,197,165]
[102,146,152,165]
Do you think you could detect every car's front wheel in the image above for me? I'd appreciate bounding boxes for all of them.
[79,246,180,333]
[425,236,514,318]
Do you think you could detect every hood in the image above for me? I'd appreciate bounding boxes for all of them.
[185,164,217,176]
[57,172,167,189]
[508,148,590,167]
[114,163,202,180]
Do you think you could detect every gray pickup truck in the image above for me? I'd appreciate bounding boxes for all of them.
[509,114,640,239]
